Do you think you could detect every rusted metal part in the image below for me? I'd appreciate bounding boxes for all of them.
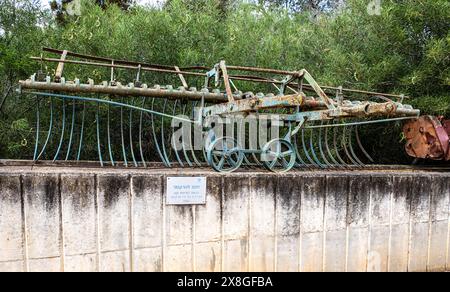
[403,116,450,161]
[444,119,450,161]
[19,80,232,103]
[203,93,307,116]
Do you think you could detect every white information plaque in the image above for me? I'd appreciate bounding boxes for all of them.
[166,177,207,205]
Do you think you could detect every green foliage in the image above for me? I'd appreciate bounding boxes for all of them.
[0,0,449,162]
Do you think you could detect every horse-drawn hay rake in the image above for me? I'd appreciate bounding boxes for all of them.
[18,48,420,172]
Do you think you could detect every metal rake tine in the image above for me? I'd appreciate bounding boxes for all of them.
[171,99,184,167]
[33,96,40,161]
[53,98,66,162]
[348,126,365,167]
[160,98,172,167]
[317,122,333,168]
[65,99,76,161]
[292,106,308,168]
[188,101,202,166]
[200,101,209,164]
[292,135,307,168]
[355,126,375,163]
[36,97,53,161]
[301,128,319,167]
[324,122,340,167]
[309,127,326,168]
[107,100,115,166]
[341,125,360,167]
[333,123,348,167]
[238,117,254,169]
[96,101,104,167]
[76,101,86,161]
[150,98,169,167]
[180,102,193,167]
[287,121,302,169]
[129,98,138,167]
[120,97,129,167]
[138,97,147,168]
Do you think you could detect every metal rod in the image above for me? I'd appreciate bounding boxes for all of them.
[120,97,128,167]
[301,128,318,167]
[318,123,333,168]
[187,101,201,166]
[76,101,86,161]
[31,92,194,123]
[333,125,348,167]
[30,56,206,77]
[65,100,76,161]
[33,97,40,161]
[151,98,169,167]
[341,126,360,167]
[355,126,375,163]
[309,128,325,168]
[107,102,115,166]
[324,123,340,166]
[96,102,104,167]
[139,97,147,168]
[35,47,409,99]
[303,117,417,129]
[348,126,365,166]
[36,97,53,161]
[129,98,138,167]
[172,100,184,167]
[160,99,171,167]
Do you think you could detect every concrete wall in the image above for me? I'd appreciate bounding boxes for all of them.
[0,167,449,272]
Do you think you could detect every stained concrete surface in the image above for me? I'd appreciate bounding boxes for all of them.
[0,164,449,272]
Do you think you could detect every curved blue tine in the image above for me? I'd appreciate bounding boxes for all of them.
[129,98,138,167]
[324,122,340,167]
[318,122,333,168]
[292,136,307,168]
[180,102,193,167]
[107,101,115,166]
[333,124,348,167]
[309,127,325,168]
[301,128,319,167]
[139,97,147,168]
[151,98,169,167]
[287,122,301,169]
[237,115,253,168]
[160,98,171,167]
[33,96,40,161]
[76,101,86,161]
[348,126,365,166]
[36,97,53,161]
[53,98,66,162]
[120,97,128,167]
[355,126,375,163]
[65,100,76,161]
[96,102,104,167]
[341,126,360,167]
[171,99,184,167]
[188,101,202,166]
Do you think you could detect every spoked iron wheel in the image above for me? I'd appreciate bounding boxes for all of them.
[206,137,244,173]
[262,139,296,173]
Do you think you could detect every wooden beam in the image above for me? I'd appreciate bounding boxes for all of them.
[219,60,234,102]
[54,50,68,82]
[174,66,188,89]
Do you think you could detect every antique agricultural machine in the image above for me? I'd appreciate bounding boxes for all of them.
[18,48,423,172]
